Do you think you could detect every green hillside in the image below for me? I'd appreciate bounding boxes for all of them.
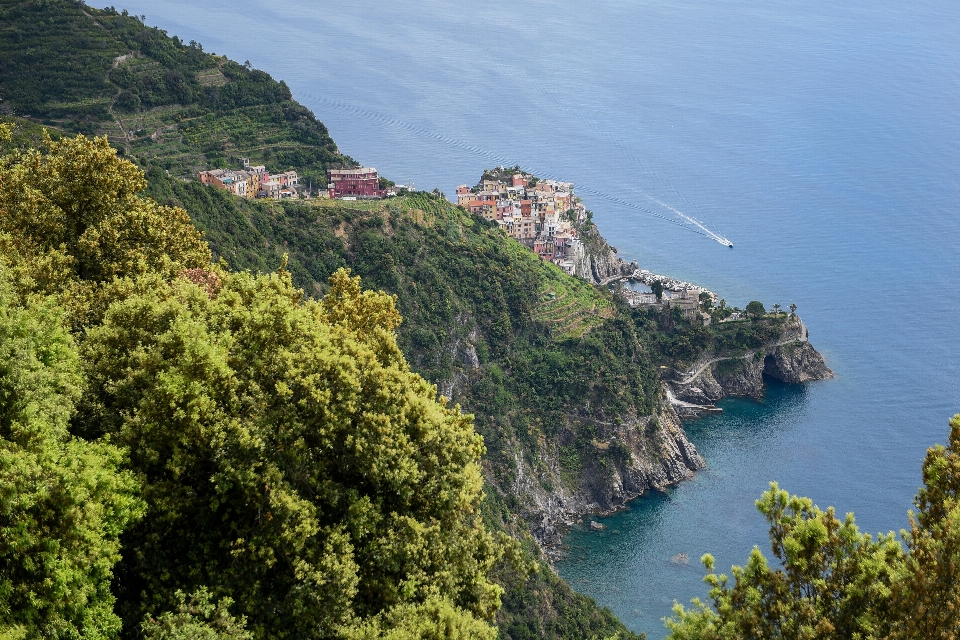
[0,0,348,183]
[0,2,799,638]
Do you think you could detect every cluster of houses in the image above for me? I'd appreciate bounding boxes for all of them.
[621,287,706,319]
[456,173,584,274]
[197,158,300,200]
[198,162,406,202]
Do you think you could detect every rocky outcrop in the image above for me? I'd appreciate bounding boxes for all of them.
[507,404,705,555]
[671,368,724,405]
[666,319,833,414]
[572,221,638,285]
[573,248,637,285]
[764,341,833,383]
[714,354,767,399]
[436,319,481,400]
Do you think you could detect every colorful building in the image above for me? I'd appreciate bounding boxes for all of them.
[327,167,385,199]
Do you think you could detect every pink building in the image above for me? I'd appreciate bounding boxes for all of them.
[533,237,556,261]
[327,167,386,199]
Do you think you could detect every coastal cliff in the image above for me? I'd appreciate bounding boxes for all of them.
[513,404,705,555]
[667,318,833,413]
[572,215,639,285]
[501,316,832,553]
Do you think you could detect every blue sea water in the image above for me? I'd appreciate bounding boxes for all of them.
[114,1,960,636]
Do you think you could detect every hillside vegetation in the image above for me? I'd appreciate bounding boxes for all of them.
[0,0,347,183]
[0,124,642,640]
[0,3,826,638]
[0,127,508,640]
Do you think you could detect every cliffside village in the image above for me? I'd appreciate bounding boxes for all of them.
[197,163,402,201]
[456,171,715,319]
[196,162,712,318]
[456,172,583,275]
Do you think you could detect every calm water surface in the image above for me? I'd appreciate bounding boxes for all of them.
[114,1,960,635]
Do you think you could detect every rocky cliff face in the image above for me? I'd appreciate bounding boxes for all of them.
[764,341,834,383]
[508,404,705,556]
[437,314,831,556]
[572,221,638,285]
[667,319,833,413]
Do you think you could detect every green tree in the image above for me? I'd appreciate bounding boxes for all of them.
[773,303,781,315]
[665,483,903,639]
[790,303,797,317]
[342,597,496,640]
[888,414,960,639]
[650,280,664,302]
[81,268,501,639]
[0,133,209,327]
[0,268,143,639]
[666,415,960,639]
[745,300,766,318]
[141,588,252,640]
[699,291,713,311]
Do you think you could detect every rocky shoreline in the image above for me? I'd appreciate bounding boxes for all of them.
[526,318,832,558]
[665,318,833,417]
[481,216,835,557]
[518,403,707,559]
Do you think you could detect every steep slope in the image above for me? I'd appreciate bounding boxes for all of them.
[0,0,347,183]
[142,174,708,544]
[1,3,833,636]
[145,160,658,640]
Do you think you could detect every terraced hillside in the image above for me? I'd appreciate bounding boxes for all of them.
[534,281,614,339]
[0,0,348,183]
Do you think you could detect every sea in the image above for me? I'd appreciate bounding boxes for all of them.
[113,1,960,636]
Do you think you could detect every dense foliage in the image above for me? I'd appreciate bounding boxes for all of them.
[665,415,960,639]
[0,268,142,640]
[0,132,209,329]
[85,268,501,638]
[0,131,505,639]
[140,589,252,640]
[630,303,788,367]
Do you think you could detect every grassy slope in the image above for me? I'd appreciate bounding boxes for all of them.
[0,0,347,183]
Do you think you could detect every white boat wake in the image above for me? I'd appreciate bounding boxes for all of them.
[641,194,733,247]
[305,94,733,246]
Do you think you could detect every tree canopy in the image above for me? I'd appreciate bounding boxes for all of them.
[666,414,960,640]
[0,131,502,639]
[82,267,501,638]
[0,132,209,328]
[745,300,766,318]
[0,267,143,640]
